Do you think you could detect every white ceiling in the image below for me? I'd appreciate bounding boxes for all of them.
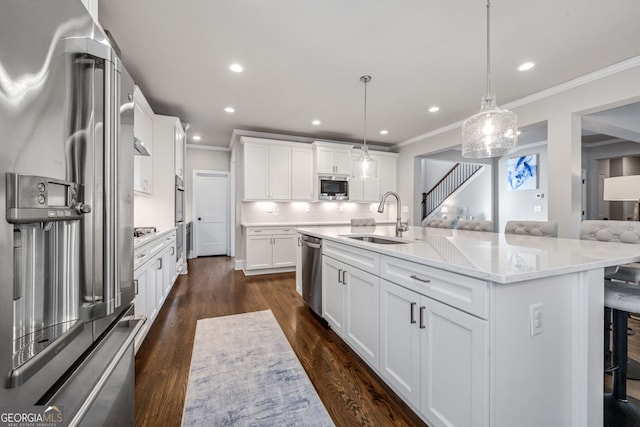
[98,0,640,149]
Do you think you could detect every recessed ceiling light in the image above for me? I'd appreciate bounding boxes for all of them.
[192,135,202,141]
[312,120,321,126]
[229,63,244,73]
[428,106,440,113]
[380,130,389,135]
[224,107,235,113]
[518,62,535,71]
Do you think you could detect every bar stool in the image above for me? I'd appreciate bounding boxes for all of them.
[604,280,640,424]
[504,220,558,237]
[456,219,493,232]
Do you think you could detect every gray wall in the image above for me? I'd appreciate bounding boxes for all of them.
[185,146,231,222]
[497,143,549,233]
[421,157,493,222]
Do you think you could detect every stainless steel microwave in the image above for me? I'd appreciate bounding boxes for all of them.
[319,176,349,200]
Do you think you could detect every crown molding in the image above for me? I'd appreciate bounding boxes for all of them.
[396,55,640,149]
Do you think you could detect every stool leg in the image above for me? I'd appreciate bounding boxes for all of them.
[613,308,629,402]
[605,307,612,359]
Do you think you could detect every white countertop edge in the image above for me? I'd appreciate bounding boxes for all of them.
[296,226,640,284]
[242,220,395,227]
[134,226,177,249]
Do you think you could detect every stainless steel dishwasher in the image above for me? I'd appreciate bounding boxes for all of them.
[300,234,323,316]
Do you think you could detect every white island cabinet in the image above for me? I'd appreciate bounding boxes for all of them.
[295,225,640,427]
[323,241,380,371]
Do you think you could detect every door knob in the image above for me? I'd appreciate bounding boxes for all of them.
[198,217,202,220]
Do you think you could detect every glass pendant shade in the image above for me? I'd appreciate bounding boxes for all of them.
[352,145,378,180]
[462,94,518,158]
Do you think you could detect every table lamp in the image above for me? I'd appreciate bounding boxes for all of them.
[603,175,640,220]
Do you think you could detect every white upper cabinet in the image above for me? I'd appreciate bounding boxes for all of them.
[291,146,314,200]
[133,86,154,194]
[375,152,398,200]
[313,142,353,175]
[349,150,398,202]
[268,144,292,200]
[242,138,292,200]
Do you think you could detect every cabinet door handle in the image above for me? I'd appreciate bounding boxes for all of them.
[297,237,302,247]
[134,279,139,295]
[157,258,163,270]
[410,302,417,324]
[419,306,426,329]
[342,270,347,285]
[338,269,342,284]
[171,247,175,255]
[410,274,431,283]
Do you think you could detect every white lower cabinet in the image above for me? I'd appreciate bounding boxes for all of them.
[379,280,421,407]
[322,256,346,335]
[380,279,489,427]
[322,245,380,371]
[419,291,489,427]
[295,234,303,295]
[244,227,297,274]
[133,230,178,353]
[323,240,489,427]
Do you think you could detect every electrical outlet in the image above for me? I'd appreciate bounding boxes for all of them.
[402,205,409,213]
[534,205,542,213]
[338,205,344,213]
[304,204,310,213]
[530,303,544,336]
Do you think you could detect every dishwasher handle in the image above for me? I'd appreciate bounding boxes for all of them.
[302,240,321,249]
[301,235,322,250]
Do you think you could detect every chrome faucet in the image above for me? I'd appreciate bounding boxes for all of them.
[377,191,409,235]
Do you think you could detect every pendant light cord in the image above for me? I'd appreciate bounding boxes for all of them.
[360,75,371,149]
[486,0,491,95]
[363,77,368,148]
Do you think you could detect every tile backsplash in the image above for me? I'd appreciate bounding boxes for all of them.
[241,201,394,224]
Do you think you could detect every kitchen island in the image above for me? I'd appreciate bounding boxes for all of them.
[295,225,640,427]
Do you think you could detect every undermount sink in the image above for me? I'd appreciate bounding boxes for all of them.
[343,235,410,245]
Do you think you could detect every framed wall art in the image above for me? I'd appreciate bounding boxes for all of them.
[507,154,538,191]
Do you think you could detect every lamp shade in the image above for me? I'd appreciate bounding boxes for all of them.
[461,94,518,158]
[603,175,640,201]
[352,146,378,180]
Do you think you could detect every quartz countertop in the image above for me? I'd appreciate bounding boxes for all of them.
[296,225,640,284]
[133,227,176,249]
[242,220,395,227]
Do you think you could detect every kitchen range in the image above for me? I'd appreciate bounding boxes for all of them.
[0,1,144,425]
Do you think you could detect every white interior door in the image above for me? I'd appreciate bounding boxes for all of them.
[194,171,228,256]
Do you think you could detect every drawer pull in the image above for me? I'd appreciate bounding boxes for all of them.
[133,279,139,295]
[136,253,147,259]
[410,274,431,283]
[419,306,426,329]
[410,302,416,324]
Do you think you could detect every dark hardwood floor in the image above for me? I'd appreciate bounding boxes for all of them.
[134,256,427,427]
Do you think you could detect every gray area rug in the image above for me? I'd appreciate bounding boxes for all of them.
[182,310,334,426]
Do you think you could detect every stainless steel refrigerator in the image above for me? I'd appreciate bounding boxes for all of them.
[1,1,144,424]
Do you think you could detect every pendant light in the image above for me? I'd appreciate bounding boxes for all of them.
[461,0,518,158]
[352,75,378,180]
